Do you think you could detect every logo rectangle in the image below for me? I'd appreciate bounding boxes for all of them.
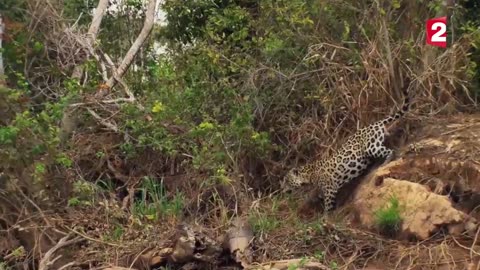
[426,16,447,48]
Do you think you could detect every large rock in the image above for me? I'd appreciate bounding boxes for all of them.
[352,160,477,240]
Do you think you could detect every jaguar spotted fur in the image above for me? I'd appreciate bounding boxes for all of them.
[281,83,411,212]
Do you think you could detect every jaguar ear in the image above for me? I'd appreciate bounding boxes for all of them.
[289,167,299,175]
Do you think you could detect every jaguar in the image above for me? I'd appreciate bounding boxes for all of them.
[281,82,411,212]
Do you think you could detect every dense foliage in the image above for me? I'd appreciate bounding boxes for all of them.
[1,0,479,201]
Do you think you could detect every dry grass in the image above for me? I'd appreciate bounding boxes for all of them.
[264,35,475,153]
[2,189,480,269]
[242,1,478,181]
[237,191,480,269]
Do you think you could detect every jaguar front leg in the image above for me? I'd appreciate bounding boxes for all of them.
[323,187,338,212]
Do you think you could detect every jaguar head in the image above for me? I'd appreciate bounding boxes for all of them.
[280,168,306,192]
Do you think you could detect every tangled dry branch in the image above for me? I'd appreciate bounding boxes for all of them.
[38,234,83,270]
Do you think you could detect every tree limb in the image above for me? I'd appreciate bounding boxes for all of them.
[71,0,109,80]
[61,0,155,141]
[86,108,119,132]
[38,234,82,270]
[60,0,109,143]
[105,0,158,88]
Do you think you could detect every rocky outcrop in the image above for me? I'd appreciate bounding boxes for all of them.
[352,160,478,240]
[350,114,480,240]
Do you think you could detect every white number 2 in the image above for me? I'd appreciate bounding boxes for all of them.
[431,22,446,42]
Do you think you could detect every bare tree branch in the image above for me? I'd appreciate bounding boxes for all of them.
[61,0,155,141]
[60,0,109,143]
[38,234,82,270]
[106,0,158,88]
[86,108,119,132]
[71,0,109,80]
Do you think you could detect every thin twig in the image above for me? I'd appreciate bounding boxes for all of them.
[67,227,123,247]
